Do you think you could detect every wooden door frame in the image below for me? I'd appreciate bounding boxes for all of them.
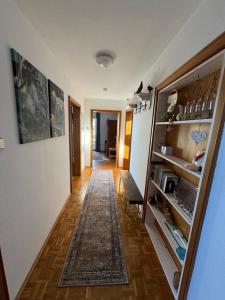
[0,248,9,300]
[68,96,81,193]
[90,109,122,168]
[143,31,225,300]
[123,109,133,170]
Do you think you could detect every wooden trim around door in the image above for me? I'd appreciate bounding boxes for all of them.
[123,109,133,170]
[143,31,225,300]
[90,109,122,168]
[68,96,81,193]
[0,248,9,300]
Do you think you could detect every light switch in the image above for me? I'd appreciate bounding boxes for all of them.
[0,138,5,149]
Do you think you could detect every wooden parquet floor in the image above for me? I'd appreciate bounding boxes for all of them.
[18,166,173,300]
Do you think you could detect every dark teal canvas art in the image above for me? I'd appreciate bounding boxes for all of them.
[11,49,51,143]
[48,80,65,137]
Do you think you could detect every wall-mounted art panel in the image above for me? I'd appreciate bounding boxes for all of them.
[11,49,51,143]
[48,80,65,137]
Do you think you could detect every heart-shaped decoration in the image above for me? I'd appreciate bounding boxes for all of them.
[191,131,208,145]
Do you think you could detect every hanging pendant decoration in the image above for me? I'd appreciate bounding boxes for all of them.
[191,130,208,145]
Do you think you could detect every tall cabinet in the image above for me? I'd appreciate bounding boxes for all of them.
[144,46,225,300]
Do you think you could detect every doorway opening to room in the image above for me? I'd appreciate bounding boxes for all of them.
[90,110,121,168]
[68,96,81,193]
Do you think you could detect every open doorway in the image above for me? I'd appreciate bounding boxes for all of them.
[90,110,121,168]
[68,96,81,193]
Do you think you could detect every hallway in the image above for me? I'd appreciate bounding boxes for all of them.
[18,166,173,300]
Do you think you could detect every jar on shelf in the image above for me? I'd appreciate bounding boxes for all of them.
[189,100,196,119]
[200,97,210,119]
[183,102,190,120]
[195,99,202,119]
[209,93,216,118]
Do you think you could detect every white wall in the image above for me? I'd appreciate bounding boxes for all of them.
[84,98,126,167]
[130,108,153,196]
[99,112,118,151]
[0,0,83,298]
[187,124,225,300]
[142,0,225,88]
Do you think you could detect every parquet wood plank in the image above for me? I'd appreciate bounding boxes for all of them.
[18,165,173,300]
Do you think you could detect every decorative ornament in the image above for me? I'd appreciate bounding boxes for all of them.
[176,105,184,121]
[173,271,181,290]
[167,90,178,113]
[191,130,207,145]
[192,149,206,171]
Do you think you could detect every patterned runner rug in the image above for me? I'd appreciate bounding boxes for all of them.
[93,151,109,161]
[59,170,128,287]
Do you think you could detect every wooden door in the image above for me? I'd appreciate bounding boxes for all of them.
[123,110,133,170]
[107,120,117,149]
[0,248,9,300]
[68,96,81,192]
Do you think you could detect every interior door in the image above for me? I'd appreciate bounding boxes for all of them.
[123,110,133,170]
[107,120,117,150]
[68,97,81,192]
[72,105,81,176]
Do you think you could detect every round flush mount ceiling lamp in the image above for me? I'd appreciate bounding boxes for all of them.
[96,51,115,67]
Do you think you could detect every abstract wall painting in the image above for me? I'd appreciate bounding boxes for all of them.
[11,49,51,143]
[48,80,65,137]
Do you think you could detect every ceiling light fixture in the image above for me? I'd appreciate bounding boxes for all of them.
[96,51,115,68]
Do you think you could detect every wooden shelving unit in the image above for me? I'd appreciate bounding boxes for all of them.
[143,48,225,299]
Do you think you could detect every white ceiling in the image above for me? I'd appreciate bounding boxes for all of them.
[14,0,202,101]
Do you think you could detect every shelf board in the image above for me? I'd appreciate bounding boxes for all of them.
[151,180,192,226]
[145,218,178,299]
[147,202,185,267]
[153,151,201,179]
[156,119,212,125]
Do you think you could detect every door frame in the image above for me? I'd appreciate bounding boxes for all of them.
[0,248,9,300]
[123,109,133,170]
[68,96,81,193]
[90,109,122,168]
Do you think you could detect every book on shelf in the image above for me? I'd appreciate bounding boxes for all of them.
[162,173,179,193]
[165,222,187,261]
[152,164,172,185]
